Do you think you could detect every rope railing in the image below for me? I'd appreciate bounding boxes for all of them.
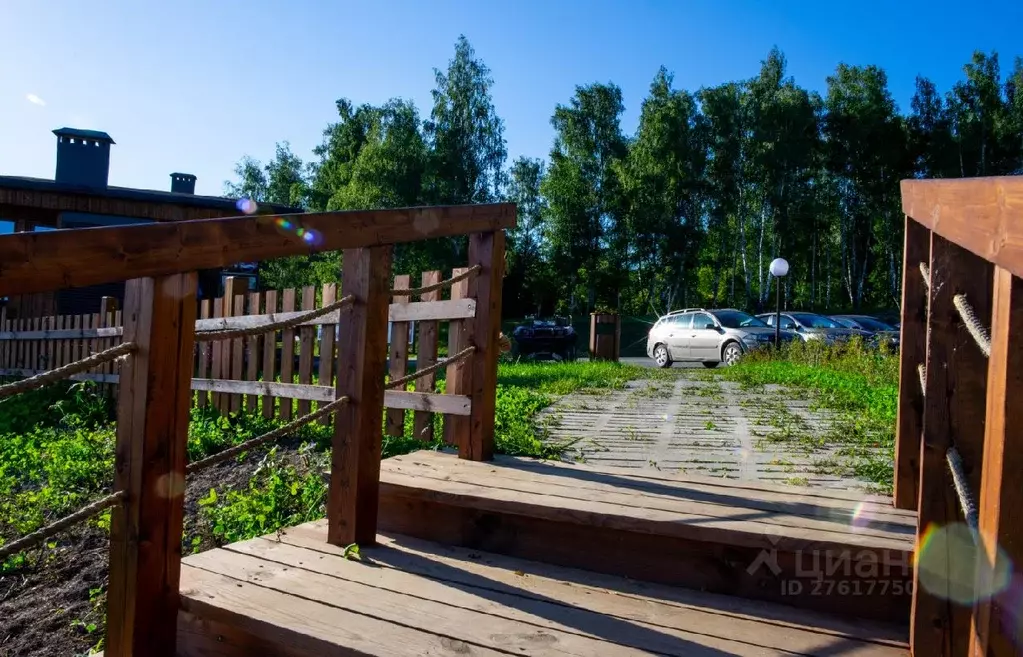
[0,490,127,562]
[952,293,992,358]
[918,364,926,396]
[385,345,476,391]
[194,295,355,343]
[919,262,930,290]
[391,265,481,297]
[186,395,351,474]
[946,446,979,534]
[0,341,137,401]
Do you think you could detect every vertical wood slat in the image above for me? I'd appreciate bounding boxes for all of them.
[328,246,393,547]
[211,298,224,412]
[298,286,316,417]
[279,288,297,421]
[386,275,411,437]
[443,268,472,449]
[0,307,7,369]
[245,291,262,414]
[57,314,67,368]
[969,267,1023,656]
[466,231,505,461]
[43,315,55,371]
[100,297,118,396]
[88,314,99,377]
[228,279,245,414]
[317,283,338,425]
[29,315,39,371]
[105,273,198,657]
[895,216,932,510]
[114,310,123,383]
[261,290,279,420]
[413,271,442,441]
[196,300,211,407]
[912,233,994,657]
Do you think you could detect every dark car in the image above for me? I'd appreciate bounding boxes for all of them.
[511,316,578,361]
[756,311,871,345]
[830,315,901,351]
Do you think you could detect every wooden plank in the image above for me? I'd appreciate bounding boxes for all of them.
[279,288,296,421]
[385,274,411,437]
[100,297,117,396]
[912,233,994,657]
[0,326,123,340]
[0,368,119,383]
[29,315,39,371]
[245,291,261,414]
[317,283,337,425]
[0,307,7,368]
[413,271,441,441]
[105,273,197,657]
[444,268,471,448]
[260,290,278,420]
[328,245,392,547]
[229,288,245,413]
[0,204,517,296]
[895,216,931,510]
[196,300,211,408]
[211,298,224,412]
[901,177,1023,280]
[384,390,470,416]
[222,277,243,414]
[466,231,504,461]
[970,266,1023,656]
[297,286,316,416]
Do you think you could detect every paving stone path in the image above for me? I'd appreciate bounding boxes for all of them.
[537,374,885,492]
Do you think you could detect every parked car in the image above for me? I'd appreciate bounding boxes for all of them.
[830,314,901,351]
[755,311,870,344]
[646,308,798,369]
[511,316,578,361]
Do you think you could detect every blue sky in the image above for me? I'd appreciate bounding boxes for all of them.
[1,0,1020,198]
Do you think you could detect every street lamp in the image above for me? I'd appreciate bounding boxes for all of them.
[769,258,789,349]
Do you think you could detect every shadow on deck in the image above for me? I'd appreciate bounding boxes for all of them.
[178,451,914,656]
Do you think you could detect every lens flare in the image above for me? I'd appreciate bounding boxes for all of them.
[266,216,322,247]
[916,522,1013,605]
[236,198,258,215]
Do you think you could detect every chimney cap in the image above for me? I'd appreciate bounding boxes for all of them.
[53,127,115,144]
[170,172,197,180]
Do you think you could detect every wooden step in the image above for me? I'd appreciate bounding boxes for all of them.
[375,450,917,624]
[178,523,909,656]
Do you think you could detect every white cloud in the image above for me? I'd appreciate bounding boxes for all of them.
[26,93,46,107]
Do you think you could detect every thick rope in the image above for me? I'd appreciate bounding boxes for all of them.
[0,491,126,562]
[952,294,991,358]
[391,265,481,297]
[919,262,930,290]
[186,396,350,473]
[946,446,979,533]
[918,364,926,396]
[195,295,355,343]
[386,346,476,390]
[0,342,137,401]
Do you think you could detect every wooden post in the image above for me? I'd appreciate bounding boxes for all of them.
[413,271,442,441]
[105,273,197,657]
[969,267,1023,656]
[589,312,620,361]
[327,246,392,547]
[466,230,505,461]
[444,268,472,449]
[894,216,931,510]
[386,275,411,437]
[912,233,993,657]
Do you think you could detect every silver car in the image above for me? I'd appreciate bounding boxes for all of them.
[756,311,869,344]
[646,308,794,368]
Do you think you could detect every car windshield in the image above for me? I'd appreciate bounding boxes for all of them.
[712,310,767,329]
[791,313,841,329]
[851,316,895,331]
[831,317,856,328]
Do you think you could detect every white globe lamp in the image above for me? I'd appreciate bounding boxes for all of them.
[769,258,789,348]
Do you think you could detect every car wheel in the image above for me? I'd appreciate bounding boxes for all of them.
[653,343,672,368]
[722,342,742,366]
[702,361,719,369]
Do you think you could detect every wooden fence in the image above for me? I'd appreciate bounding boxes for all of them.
[1,273,471,440]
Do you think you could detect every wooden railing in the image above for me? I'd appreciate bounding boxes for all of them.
[0,203,514,657]
[895,176,1022,657]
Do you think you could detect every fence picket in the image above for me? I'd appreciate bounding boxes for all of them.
[279,288,296,421]
[246,291,262,414]
[413,271,442,441]
[261,290,278,420]
[317,283,337,424]
[196,300,211,407]
[298,286,316,416]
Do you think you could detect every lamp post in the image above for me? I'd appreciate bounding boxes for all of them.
[769,258,789,349]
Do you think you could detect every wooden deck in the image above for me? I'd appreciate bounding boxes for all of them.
[179,524,909,656]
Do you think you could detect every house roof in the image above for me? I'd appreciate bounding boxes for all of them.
[53,128,115,143]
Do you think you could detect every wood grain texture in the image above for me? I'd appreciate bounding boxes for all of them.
[912,233,993,657]
[261,290,278,420]
[466,231,504,461]
[105,274,197,657]
[385,275,410,437]
[0,203,516,296]
[902,176,1023,279]
[328,246,392,546]
[412,271,441,441]
[970,266,1023,657]
[317,284,337,424]
[279,289,296,421]
[894,216,931,510]
[444,268,472,449]
[245,292,262,413]
[297,286,316,416]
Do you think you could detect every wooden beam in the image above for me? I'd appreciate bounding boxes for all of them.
[0,203,517,296]
[465,231,505,461]
[894,216,931,510]
[0,190,235,223]
[105,274,197,657]
[386,275,411,437]
[970,266,1023,656]
[327,246,392,547]
[912,234,993,657]
[901,177,1023,280]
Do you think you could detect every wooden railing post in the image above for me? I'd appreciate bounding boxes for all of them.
[444,267,472,449]
[912,234,993,657]
[386,275,411,437]
[106,273,198,657]
[327,246,392,546]
[970,266,1023,656]
[466,230,505,461]
[895,215,932,510]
